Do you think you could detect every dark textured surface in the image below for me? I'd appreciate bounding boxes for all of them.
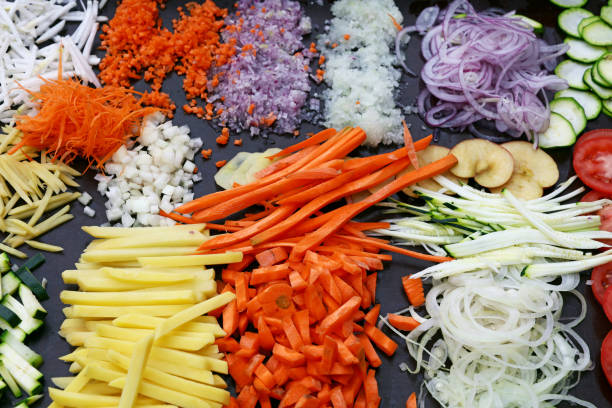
[3,0,611,407]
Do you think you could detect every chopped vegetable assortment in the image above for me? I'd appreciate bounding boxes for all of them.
[211,0,314,136]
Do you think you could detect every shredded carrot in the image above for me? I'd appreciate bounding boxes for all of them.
[216,160,227,168]
[388,13,403,31]
[403,120,419,169]
[12,77,157,168]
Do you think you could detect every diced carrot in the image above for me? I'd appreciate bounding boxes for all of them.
[256,247,289,266]
[296,394,321,408]
[255,363,277,390]
[358,335,381,368]
[318,383,331,404]
[342,374,364,406]
[273,343,306,367]
[387,314,420,331]
[364,304,380,326]
[235,273,249,313]
[406,392,417,408]
[246,354,266,378]
[318,296,361,336]
[289,270,308,291]
[240,332,260,351]
[227,354,251,388]
[293,309,311,345]
[239,313,249,335]
[402,275,425,307]
[237,384,258,408]
[364,324,397,356]
[255,315,274,351]
[330,386,347,408]
[251,265,291,285]
[228,396,239,408]
[216,160,227,168]
[217,337,240,352]
[321,336,336,373]
[280,383,309,408]
[305,284,327,322]
[259,392,272,408]
[272,364,290,387]
[288,367,309,381]
[333,338,359,366]
[303,344,324,360]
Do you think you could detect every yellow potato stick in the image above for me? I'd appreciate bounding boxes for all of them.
[112,314,226,337]
[212,375,227,389]
[48,369,90,408]
[65,331,94,347]
[51,376,76,389]
[108,377,212,408]
[155,292,235,340]
[103,267,196,284]
[82,246,200,263]
[76,276,159,292]
[138,252,243,268]
[8,192,80,219]
[145,359,215,386]
[82,224,208,238]
[25,239,63,252]
[109,350,230,405]
[63,304,191,318]
[95,324,214,352]
[81,382,122,395]
[84,362,125,383]
[60,290,196,306]
[0,242,26,258]
[95,230,208,250]
[119,333,154,408]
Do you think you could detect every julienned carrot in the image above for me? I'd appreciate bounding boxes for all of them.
[337,234,453,263]
[403,120,419,170]
[387,314,420,331]
[341,134,432,172]
[252,158,413,245]
[255,145,319,179]
[290,153,458,260]
[198,206,296,251]
[266,128,338,160]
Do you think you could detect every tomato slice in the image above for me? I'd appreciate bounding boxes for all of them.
[580,190,612,246]
[573,134,612,195]
[591,264,612,304]
[576,129,612,147]
[602,329,612,387]
[581,190,609,203]
[604,286,612,322]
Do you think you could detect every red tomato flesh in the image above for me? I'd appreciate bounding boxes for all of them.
[573,131,612,195]
[602,330,612,387]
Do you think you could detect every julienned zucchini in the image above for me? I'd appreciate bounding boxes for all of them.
[13,268,47,301]
[0,362,21,398]
[2,272,20,296]
[18,285,46,320]
[0,304,21,328]
[1,297,42,335]
[0,253,9,274]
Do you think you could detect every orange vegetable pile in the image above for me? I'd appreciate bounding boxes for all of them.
[99,0,234,114]
[162,127,457,407]
[11,77,157,168]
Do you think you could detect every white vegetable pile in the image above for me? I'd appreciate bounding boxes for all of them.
[374,176,612,408]
[318,0,404,146]
[96,112,203,227]
[0,0,105,122]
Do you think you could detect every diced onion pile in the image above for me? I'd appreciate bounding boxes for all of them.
[0,0,105,122]
[96,113,203,227]
[416,0,568,141]
[210,0,313,136]
[318,0,404,146]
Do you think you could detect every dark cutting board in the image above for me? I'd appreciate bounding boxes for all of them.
[4,1,611,407]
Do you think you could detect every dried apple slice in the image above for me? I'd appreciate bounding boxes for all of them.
[449,139,514,188]
[490,141,559,200]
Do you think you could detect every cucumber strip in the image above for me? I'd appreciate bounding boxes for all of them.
[2,333,42,368]
[598,53,612,85]
[578,16,601,36]
[0,304,20,328]
[13,267,47,301]
[550,97,587,134]
[584,67,612,99]
[564,37,607,63]
[19,254,44,273]
[0,362,21,398]
[582,20,612,46]
[555,59,591,90]
[0,253,9,273]
[2,272,20,296]
[538,112,576,148]
[2,297,42,335]
[559,8,594,37]
[18,285,46,320]
[602,5,612,26]
[0,356,42,396]
[0,324,25,342]
[550,0,588,7]
[555,89,602,119]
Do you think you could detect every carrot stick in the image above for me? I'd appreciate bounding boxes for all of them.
[256,247,289,266]
[337,235,453,263]
[330,386,347,408]
[318,296,361,336]
[364,304,380,326]
[253,158,413,245]
[387,314,420,331]
[267,128,337,159]
[282,315,305,351]
[358,335,381,368]
[255,145,319,179]
[364,324,397,356]
[364,369,380,408]
[273,343,305,367]
[158,210,197,224]
[341,135,432,172]
[402,275,425,307]
[198,206,296,251]
[290,154,458,260]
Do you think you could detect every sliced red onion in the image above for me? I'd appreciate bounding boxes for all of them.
[417,0,568,140]
[415,6,439,34]
[395,25,418,76]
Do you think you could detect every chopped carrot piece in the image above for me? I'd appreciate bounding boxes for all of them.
[248,103,255,115]
[216,160,227,168]
[387,314,420,331]
[256,247,289,266]
[223,298,238,337]
[364,304,380,326]
[201,148,212,159]
[402,275,425,307]
[358,335,382,368]
[318,296,361,336]
[364,370,380,408]
[406,392,417,408]
[234,138,243,146]
[282,315,305,351]
[364,324,397,356]
[343,34,350,40]
[273,343,306,367]
[237,385,258,408]
[330,386,347,408]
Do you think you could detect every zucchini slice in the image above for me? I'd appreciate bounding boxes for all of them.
[597,53,612,86]
[538,112,576,148]
[555,59,591,90]
[559,8,594,37]
[550,0,588,7]
[603,99,612,118]
[564,37,606,63]
[602,5,612,26]
[582,20,612,46]
[584,67,612,99]
[555,89,602,119]
[550,97,587,134]
[578,16,601,37]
